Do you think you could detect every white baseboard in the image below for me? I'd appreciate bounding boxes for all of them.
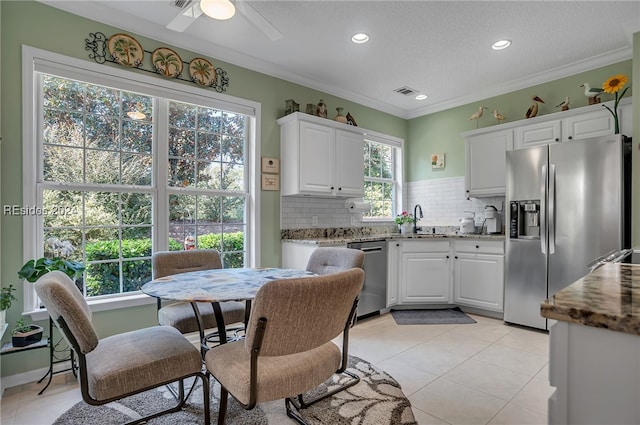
[1,360,75,397]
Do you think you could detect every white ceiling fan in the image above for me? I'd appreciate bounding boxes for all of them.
[167,0,283,41]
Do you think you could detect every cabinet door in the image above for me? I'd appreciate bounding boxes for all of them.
[563,109,614,141]
[453,253,504,311]
[465,129,513,197]
[400,252,450,303]
[514,120,561,149]
[298,122,335,194]
[335,130,365,197]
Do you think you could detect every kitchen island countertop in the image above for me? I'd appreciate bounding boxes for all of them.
[541,262,640,336]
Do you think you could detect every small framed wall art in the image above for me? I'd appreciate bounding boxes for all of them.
[261,157,280,174]
[431,153,445,169]
[261,174,280,191]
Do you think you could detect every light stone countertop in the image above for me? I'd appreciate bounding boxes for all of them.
[541,263,640,336]
[282,232,505,246]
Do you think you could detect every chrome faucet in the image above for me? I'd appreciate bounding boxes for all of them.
[413,204,423,234]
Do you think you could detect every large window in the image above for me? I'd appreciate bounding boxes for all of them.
[23,47,259,313]
[363,137,402,220]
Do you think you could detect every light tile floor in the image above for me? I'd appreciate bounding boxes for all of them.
[1,312,553,425]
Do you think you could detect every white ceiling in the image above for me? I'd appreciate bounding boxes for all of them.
[41,0,640,119]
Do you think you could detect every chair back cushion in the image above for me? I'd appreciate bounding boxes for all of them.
[305,247,365,275]
[245,268,364,356]
[152,249,222,279]
[34,271,99,354]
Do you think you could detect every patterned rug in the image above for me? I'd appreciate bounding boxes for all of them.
[53,355,417,425]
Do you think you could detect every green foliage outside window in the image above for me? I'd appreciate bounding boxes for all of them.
[83,232,244,296]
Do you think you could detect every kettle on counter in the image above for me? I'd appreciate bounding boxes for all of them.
[459,211,476,234]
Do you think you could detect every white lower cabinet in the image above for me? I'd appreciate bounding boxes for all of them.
[453,240,504,312]
[398,241,451,304]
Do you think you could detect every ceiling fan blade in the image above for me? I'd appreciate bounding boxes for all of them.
[167,1,203,32]
[235,1,283,41]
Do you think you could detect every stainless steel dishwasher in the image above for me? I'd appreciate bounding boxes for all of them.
[347,240,387,318]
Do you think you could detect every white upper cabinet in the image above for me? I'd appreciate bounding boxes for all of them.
[464,129,514,198]
[278,113,364,197]
[514,106,616,149]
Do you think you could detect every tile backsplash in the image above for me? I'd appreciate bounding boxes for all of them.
[281,176,505,231]
[406,176,505,228]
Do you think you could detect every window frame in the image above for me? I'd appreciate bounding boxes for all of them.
[22,46,261,320]
[361,132,404,223]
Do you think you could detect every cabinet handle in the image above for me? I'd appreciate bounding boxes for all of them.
[567,136,573,140]
[454,256,458,259]
[396,243,400,247]
[554,138,559,142]
[476,245,479,249]
[338,187,342,191]
[330,186,334,190]
[446,255,449,259]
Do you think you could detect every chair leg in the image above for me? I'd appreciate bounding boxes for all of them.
[286,369,360,415]
[218,386,229,425]
[201,373,210,425]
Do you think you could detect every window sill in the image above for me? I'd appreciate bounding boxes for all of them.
[25,293,156,322]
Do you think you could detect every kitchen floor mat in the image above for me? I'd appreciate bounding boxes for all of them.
[391,307,476,325]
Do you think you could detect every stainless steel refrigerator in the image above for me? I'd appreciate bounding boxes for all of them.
[504,134,631,330]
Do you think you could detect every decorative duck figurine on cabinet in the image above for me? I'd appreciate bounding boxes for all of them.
[492,109,506,123]
[525,96,545,118]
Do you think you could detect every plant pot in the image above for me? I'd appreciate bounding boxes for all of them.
[12,324,44,347]
[400,223,413,234]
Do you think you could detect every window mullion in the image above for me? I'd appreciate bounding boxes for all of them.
[155,98,169,252]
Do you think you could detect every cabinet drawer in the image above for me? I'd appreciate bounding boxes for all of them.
[454,239,504,254]
[400,240,449,253]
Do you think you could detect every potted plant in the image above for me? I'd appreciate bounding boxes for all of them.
[11,318,43,347]
[0,284,17,328]
[395,211,414,234]
[18,238,85,283]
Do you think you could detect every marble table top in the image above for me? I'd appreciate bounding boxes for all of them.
[540,263,640,336]
[141,267,314,303]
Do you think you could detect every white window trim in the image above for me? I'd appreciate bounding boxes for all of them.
[21,45,261,319]
[362,131,404,223]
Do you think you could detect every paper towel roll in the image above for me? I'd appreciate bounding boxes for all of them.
[346,201,371,213]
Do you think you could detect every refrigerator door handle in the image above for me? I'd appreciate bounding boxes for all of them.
[541,164,547,254]
[549,163,556,254]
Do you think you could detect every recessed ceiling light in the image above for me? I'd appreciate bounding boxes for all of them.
[415,94,428,100]
[351,33,370,44]
[492,39,511,50]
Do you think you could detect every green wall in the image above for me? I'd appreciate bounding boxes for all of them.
[406,62,633,182]
[0,1,406,377]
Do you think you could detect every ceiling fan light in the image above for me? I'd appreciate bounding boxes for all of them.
[200,0,235,20]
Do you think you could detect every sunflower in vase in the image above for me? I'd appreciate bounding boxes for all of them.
[601,74,629,135]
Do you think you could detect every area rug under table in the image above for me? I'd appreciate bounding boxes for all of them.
[53,355,417,425]
[391,307,477,325]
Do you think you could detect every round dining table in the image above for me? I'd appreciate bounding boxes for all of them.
[141,267,315,354]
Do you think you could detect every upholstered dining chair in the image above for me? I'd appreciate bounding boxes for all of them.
[205,268,365,425]
[305,247,365,275]
[152,250,246,337]
[34,271,209,425]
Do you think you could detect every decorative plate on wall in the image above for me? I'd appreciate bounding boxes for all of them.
[188,57,217,86]
[107,33,144,68]
[152,47,183,78]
